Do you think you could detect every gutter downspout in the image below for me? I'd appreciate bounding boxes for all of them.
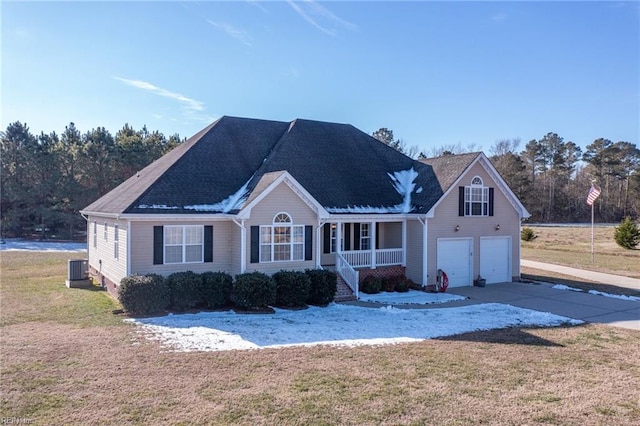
[233,219,247,274]
[418,216,428,287]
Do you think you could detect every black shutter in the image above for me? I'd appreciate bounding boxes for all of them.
[204,226,213,263]
[489,188,494,216]
[250,226,259,263]
[354,223,361,250]
[323,223,331,254]
[304,225,313,261]
[153,226,163,265]
[375,222,380,249]
[344,223,351,251]
[459,187,465,216]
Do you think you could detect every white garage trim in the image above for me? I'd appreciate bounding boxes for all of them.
[437,238,473,287]
[480,236,512,284]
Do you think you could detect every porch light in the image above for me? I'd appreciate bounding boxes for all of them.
[455,225,460,232]
[495,224,500,231]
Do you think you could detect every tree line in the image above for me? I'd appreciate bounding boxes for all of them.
[1,122,183,240]
[373,128,640,223]
[1,122,638,241]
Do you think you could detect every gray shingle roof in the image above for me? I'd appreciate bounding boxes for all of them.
[419,152,481,193]
[83,116,445,215]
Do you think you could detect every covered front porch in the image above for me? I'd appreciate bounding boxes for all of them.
[320,220,406,298]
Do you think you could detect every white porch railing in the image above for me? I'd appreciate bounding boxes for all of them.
[376,248,403,266]
[336,252,359,298]
[341,248,403,268]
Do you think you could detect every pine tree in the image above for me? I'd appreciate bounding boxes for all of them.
[614,217,640,249]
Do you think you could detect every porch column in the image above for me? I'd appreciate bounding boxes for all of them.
[316,223,322,268]
[402,219,407,267]
[239,220,246,273]
[370,221,376,269]
[336,222,342,254]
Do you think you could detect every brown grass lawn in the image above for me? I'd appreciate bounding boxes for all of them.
[2,252,640,425]
[522,225,640,279]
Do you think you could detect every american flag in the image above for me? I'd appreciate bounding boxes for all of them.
[586,184,601,206]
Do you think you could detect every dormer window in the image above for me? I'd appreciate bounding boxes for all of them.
[461,176,494,217]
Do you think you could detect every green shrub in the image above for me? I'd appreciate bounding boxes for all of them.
[360,275,382,294]
[396,280,410,292]
[614,216,640,249]
[273,270,311,308]
[118,274,169,315]
[521,227,537,242]
[166,271,202,311]
[305,269,337,306]
[393,275,410,293]
[233,272,276,309]
[200,272,233,309]
[381,276,396,292]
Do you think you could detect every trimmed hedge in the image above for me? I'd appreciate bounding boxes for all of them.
[273,270,311,308]
[166,271,202,311]
[360,275,382,294]
[118,274,169,315]
[233,272,276,309]
[201,271,233,309]
[305,269,337,306]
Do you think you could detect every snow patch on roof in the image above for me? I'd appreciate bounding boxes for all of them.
[137,204,179,210]
[388,167,419,213]
[326,168,421,214]
[326,204,404,214]
[184,179,251,213]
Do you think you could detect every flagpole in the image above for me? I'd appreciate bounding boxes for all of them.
[591,201,594,264]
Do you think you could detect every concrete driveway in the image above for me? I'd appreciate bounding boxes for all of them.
[448,282,640,331]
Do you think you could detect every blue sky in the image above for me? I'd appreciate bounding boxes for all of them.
[2,1,638,155]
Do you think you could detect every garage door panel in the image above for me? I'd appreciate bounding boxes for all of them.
[437,239,472,287]
[480,237,510,284]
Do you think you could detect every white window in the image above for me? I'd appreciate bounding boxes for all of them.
[465,176,489,216]
[104,223,108,241]
[114,225,119,260]
[360,223,371,250]
[164,225,204,264]
[330,223,337,253]
[260,213,304,262]
[93,222,97,248]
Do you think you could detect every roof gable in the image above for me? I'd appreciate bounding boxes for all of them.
[421,152,529,218]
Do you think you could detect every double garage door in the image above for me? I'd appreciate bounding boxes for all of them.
[437,237,511,287]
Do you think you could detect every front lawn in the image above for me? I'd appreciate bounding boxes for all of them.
[1,252,639,425]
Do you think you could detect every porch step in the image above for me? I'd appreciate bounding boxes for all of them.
[335,274,357,302]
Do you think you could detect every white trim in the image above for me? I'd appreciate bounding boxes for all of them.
[126,221,131,276]
[401,219,407,267]
[418,216,428,286]
[163,225,205,264]
[237,171,329,220]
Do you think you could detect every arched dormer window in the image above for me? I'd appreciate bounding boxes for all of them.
[260,212,305,262]
[462,176,492,216]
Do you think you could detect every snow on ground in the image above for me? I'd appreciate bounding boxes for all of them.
[126,303,582,353]
[359,289,465,304]
[0,239,86,252]
[552,284,640,301]
[587,290,640,301]
[551,284,582,292]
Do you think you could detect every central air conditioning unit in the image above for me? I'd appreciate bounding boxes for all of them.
[66,259,91,288]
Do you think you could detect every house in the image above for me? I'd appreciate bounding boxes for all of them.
[80,116,530,300]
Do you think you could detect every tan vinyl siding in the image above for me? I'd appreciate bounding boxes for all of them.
[129,220,234,276]
[87,216,128,286]
[380,222,402,248]
[229,222,242,276]
[405,219,424,285]
[427,163,520,285]
[245,182,318,275]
